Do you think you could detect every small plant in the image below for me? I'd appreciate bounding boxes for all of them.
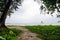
[0,36,6,40]
[0,28,21,40]
[9,30,14,35]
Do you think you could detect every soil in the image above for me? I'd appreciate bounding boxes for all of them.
[9,26,42,40]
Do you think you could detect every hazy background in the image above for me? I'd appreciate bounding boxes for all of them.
[6,0,60,25]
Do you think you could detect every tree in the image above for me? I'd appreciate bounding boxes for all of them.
[40,0,60,14]
[0,0,23,28]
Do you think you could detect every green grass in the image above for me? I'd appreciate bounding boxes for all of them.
[0,27,22,40]
[25,25,60,40]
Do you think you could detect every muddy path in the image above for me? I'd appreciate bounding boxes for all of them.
[9,26,42,40]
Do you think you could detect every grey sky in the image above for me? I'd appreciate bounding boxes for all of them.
[6,0,60,25]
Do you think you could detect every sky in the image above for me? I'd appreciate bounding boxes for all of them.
[6,0,60,25]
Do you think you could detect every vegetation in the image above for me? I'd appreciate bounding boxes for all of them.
[0,27,21,40]
[0,0,60,40]
[40,0,60,14]
[26,25,60,40]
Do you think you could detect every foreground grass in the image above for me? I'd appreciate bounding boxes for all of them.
[25,25,60,40]
[0,27,21,40]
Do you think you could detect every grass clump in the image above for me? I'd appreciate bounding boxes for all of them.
[26,25,60,40]
[0,27,21,40]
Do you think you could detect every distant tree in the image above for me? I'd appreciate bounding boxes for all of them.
[41,21,44,24]
[58,21,60,23]
[0,0,23,28]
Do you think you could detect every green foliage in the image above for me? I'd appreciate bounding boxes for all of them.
[0,28,21,40]
[26,25,60,40]
[9,30,14,35]
[40,0,60,14]
[0,0,23,16]
[0,36,6,40]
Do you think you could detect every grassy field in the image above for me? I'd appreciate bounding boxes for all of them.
[0,27,21,40]
[25,25,60,40]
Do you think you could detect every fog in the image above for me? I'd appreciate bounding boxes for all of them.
[6,0,60,25]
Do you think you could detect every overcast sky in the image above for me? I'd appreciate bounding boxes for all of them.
[6,0,60,25]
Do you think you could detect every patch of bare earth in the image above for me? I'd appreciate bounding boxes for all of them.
[9,26,42,40]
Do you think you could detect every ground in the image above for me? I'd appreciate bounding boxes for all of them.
[9,26,42,40]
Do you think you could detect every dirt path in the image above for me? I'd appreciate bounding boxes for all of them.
[9,26,42,40]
